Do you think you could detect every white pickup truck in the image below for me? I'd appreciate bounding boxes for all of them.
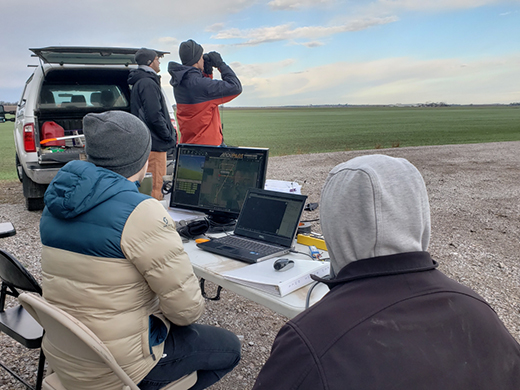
[13,46,176,210]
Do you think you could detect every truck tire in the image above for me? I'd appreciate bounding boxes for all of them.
[21,168,47,211]
[26,197,45,211]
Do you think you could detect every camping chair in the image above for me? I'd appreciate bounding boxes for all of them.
[0,249,45,390]
[18,293,197,390]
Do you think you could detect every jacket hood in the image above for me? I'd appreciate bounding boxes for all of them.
[168,61,199,88]
[320,154,431,276]
[44,160,140,219]
[127,67,159,86]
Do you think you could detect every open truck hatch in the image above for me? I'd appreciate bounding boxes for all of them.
[30,46,169,66]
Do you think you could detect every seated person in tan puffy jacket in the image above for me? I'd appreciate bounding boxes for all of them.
[40,110,240,390]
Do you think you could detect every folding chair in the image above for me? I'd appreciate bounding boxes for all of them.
[18,293,197,390]
[0,249,45,390]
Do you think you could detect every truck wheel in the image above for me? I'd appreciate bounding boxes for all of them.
[15,154,23,183]
[21,168,47,211]
[26,197,45,211]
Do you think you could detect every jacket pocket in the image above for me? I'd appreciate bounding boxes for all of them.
[149,314,168,348]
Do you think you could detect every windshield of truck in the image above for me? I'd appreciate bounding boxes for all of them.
[39,85,128,109]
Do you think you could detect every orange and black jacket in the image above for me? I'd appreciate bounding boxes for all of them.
[168,61,242,145]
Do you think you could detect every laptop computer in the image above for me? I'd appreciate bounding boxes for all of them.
[196,188,307,263]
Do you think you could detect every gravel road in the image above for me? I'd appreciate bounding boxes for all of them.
[1,141,519,389]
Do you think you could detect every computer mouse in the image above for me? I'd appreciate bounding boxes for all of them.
[273,258,294,272]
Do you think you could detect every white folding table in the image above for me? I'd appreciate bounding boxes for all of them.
[182,237,330,319]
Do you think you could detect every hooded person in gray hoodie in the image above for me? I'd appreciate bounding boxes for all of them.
[253,154,520,390]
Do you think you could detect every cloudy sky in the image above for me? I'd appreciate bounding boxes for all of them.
[1,0,519,106]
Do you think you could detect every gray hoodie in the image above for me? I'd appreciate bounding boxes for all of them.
[320,154,431,276]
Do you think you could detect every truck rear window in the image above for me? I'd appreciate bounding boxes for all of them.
[40,85,128,109]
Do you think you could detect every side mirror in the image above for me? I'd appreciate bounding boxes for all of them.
[0,104,15,122]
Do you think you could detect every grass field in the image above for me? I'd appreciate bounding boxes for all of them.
[1,105,519,181]
[222,106,520,155]
[0,118,17,181]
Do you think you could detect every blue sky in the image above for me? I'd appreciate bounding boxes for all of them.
[1,0,519,106]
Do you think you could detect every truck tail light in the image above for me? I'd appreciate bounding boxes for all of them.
[24,123,36,152]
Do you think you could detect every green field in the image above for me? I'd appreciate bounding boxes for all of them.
[1,106,519,181]
[222,106,520,155]
[0,119,16,181]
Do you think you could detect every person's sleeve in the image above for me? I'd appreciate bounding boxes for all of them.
[199,63,242,105]
[219,63,242,93]
[252,323,325,390]
[137,79,174,142]
[121,198,204,326]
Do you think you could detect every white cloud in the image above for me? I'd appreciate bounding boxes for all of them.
[499,10,519,15]
[213,16,398,46]
[235,54,520,105]
[232,59,297,81]
[298,41,326,47]
[374,0,516,11]
[157,37,180,46]
[206,23,226,32]
[268,0,335,11]
[0,0,253,44]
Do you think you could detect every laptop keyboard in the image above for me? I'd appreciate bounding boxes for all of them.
[218,235,283,255]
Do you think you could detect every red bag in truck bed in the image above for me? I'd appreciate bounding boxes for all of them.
[41,121,65,147]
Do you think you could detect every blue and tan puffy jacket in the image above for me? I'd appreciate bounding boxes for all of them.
[40,160,204,390]
[168,61,242,145]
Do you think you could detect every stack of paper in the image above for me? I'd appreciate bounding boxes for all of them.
[221,258,330,297]
[264,179,302,194]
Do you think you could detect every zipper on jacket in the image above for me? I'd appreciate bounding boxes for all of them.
[149,342,156,361]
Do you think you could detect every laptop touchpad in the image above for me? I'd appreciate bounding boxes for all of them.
[220,245,239,252]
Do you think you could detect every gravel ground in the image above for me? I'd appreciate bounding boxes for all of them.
[1,141,519,389]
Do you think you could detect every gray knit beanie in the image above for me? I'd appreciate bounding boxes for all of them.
[135,48,157,66]
[83,111,151,178]
[179,39,203,66]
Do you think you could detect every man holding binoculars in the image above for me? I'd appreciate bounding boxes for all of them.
[168,39,242,146]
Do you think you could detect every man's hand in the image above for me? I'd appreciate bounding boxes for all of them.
[207,52,224,68]
[203,54,213,76]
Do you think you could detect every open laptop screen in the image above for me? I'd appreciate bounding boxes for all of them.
[234,189,307,247]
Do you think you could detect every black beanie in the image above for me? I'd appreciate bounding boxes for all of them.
[135,48,157,66]
[179,39,203,66]
[83,111,151,178]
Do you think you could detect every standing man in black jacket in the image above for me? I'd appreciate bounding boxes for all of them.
[128,48,176,200]
[253,154,520,390]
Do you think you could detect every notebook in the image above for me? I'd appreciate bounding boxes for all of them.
[196,188,307,263]
[221,259,330,297]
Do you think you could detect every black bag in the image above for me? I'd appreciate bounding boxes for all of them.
[176,218,210,240]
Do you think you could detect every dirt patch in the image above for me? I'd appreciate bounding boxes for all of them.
[0,180,23,205]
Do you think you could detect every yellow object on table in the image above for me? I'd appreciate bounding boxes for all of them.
[297,233,328,251]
